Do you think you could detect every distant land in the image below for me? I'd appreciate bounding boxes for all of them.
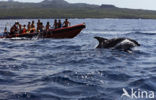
[0,0,156,19]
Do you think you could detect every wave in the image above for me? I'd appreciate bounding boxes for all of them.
[134,31,156,35]
[83,30,132,35]
[129,77,156,91]
[83,30,156,35]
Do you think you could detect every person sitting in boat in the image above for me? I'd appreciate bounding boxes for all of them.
[38,22,44,32]
[37,19,41,32]
[31,20,35,33]
[53,19,58,29]
[4,27,7,33]
[27,22,31,32]
[46,22,50,31]
[15,22,22,34]
[58,20,62,28]
[63,19,71,27]
[10,25,15,35]
[22,25,27,34]
[18,22,22,33]
[10,23,17,35]
[3,27,8,36]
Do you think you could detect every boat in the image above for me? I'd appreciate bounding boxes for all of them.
[0,23,86,39]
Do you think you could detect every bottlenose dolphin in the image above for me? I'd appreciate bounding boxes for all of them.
[94,36,140,52]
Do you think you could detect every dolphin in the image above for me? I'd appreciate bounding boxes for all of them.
[94,36,140,52]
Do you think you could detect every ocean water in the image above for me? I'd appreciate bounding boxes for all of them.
[0,19,156,100]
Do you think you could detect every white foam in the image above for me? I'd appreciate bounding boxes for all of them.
[118,39,136,46]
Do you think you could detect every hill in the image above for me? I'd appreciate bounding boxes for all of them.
[0,0,156,19]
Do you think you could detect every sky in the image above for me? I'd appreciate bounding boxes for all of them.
[2,0,156,10]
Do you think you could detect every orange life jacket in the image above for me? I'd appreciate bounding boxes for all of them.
[22,28,27,34]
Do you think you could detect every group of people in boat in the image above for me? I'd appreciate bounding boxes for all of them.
[9,19,71,35]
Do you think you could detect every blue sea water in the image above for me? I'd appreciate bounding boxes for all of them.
[0,19,156,100]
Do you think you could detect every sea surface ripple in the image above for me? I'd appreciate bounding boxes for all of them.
[0,19,156,100]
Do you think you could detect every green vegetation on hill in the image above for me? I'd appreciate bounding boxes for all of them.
[0,0,156,19]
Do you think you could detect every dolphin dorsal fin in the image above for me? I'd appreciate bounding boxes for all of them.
[94,36,108,43]
[94,36,108,48]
